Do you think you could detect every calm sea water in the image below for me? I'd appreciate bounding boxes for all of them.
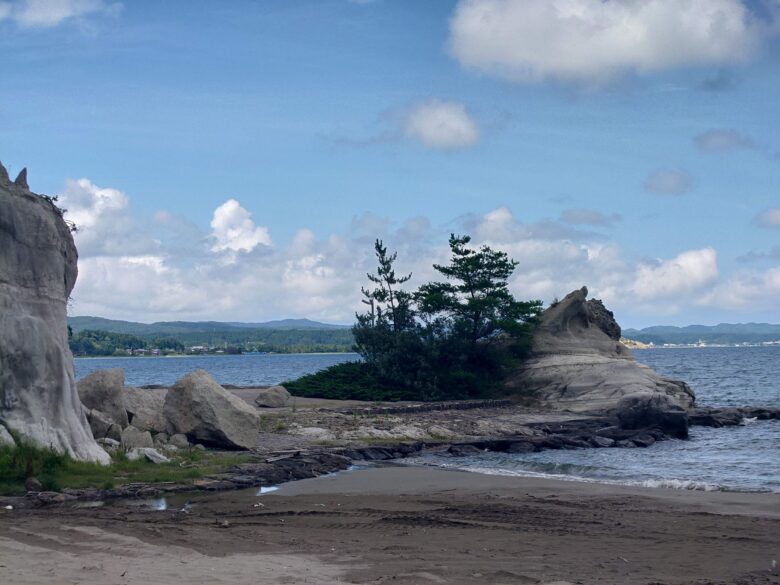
[411,346,780,492]
[74,353,359,386]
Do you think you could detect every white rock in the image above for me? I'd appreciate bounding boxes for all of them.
[126,447,170,464]
[163,370,259,450]
[0,166,108,464]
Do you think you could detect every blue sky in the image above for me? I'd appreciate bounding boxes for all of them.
[1,0,779,327]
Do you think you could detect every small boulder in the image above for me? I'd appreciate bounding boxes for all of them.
[254,386,292,408]
[126,447,170,464]
[168,433,190,449]
[87,409,113,439]
[106,423,122,442]
[124,386,167,433]
[153,432,170,448]
[616,393,689,439]
[78,369,129,428]
[589,436,615,448]
[163,370,259,450]
[120,425,154,450]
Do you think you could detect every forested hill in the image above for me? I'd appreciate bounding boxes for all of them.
[68,316,349,335]
[623,323,780,345]
[67,316,354,356]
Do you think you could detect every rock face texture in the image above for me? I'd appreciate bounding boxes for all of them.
[505,287,695,413]
[124,386,167,433]
[0,162,109,463]
[164,370,259,450]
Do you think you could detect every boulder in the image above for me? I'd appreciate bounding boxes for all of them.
[168,433,190,449]
[254,386,292,408]
[24,477,42,492]
[87,409,114,439]
[505,287,695,413]
[615,393,689,439]
[163,370,259,450]
[123,386,167,433]
[106,423,122,442]
[0,163,109,463]
[78,369,129,428]
[120,425,154,450]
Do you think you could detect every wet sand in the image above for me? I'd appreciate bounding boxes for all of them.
[1,465,778,585]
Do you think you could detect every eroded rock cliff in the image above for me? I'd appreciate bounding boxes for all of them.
[506,287,695,413]
[0,161,109,463]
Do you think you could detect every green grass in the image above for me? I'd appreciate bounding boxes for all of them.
[0,442,250,496]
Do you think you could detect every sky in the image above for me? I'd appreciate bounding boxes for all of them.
[1,0,779,328]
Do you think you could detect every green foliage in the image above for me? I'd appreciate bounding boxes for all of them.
[285,361,415,401]
[292,234,542,402]
[0,440,249,496]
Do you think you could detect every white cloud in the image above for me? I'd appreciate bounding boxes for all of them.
[209,198,272,253]
[753,207,780,229]
[643,169,692,195]
[633,248,719,300]
[0,0,119,28]
[404,99,480,150]
[59,178,157,257]
[447,0,772,84]
[63,179,777,324]
[694,128,755,152]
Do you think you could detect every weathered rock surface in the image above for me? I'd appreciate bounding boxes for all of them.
[0,424,15,447]
[505,287,695,413]
[78,369,129,428]
[163,370,259,450]
[0,162,109,463]
[254,385,292,408]
[124,386,167,433]
[615,393,689,438]
[86,409,114,439]
[120,425,154,450]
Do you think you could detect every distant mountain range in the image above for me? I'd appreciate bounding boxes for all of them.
[68,316,350,335]
[622,323,780,345]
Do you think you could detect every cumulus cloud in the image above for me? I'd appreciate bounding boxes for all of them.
[59,178,157,257]
[694,128,755,152]
[63,178,779,323]
[447,0,772,84]
[209,198,272,253]
[643,169,692,195]
[403,99,480,150]
[0,0,119,28]
[560,208,621,227]
[633,248,719,300]
[753,207,780,229]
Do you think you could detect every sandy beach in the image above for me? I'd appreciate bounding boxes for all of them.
[1,464,778,585]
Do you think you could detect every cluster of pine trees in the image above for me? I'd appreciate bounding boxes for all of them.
[287,235,542,401]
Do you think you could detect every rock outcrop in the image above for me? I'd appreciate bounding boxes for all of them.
[124,386,167,433]
[0,162,109,463]
[506,287,695,414]
[163,370,259,450]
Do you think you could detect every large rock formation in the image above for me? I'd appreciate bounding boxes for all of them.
[506,287,695,413]
[163,370,259,450]
[0,162,109,463]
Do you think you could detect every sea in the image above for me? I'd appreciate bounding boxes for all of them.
[75,346,780,492]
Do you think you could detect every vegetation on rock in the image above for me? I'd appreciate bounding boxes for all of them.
[287,235,542,401]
